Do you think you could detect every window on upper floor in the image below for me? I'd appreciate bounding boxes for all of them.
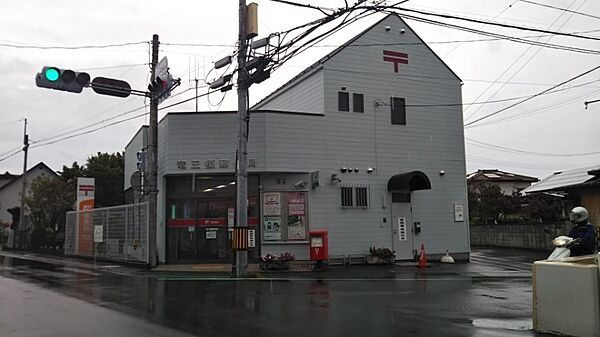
[353,93,364,113]
[391,97,406,125]
[338,91,349,111]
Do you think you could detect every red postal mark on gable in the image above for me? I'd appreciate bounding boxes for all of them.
[383,50,408,73]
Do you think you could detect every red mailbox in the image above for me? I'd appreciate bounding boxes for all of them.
[309,230,328,261]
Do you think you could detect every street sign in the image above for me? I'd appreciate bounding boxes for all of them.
[94,225,103,243]
[91,77,132,98]
[155,57,168,80]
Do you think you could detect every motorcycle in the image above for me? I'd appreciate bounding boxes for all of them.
[547,236,582,261]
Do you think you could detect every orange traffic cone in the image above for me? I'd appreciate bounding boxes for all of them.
[418,243,428,268]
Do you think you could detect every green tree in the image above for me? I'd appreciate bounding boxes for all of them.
[85,152,124,207]
[26,175,74,249]
[468,181,522,224]
[58,153,125,208]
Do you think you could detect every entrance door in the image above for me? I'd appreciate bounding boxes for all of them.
[166,198,198,263]
[196,199,232,262]
[391,193,414,260]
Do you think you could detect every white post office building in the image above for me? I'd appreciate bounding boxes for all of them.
[124,14,470,264]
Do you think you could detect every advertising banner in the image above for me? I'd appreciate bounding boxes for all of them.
[77,177,95,255]
[287,192,306,240]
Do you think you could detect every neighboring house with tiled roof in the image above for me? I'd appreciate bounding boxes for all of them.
[467,169,538,195]
[0,172,19,189]
[523,165,600,225]
[0,162,58,226]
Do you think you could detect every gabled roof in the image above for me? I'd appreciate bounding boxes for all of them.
[0,162,58,192]
[253,13,461,110]
[523,165,600,194]
[467,169,538,183]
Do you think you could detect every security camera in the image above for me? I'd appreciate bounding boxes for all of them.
[385,26,391,32]
[340,167,347,173]
[400,28,406,34]
[367,167,374,174]
[294,180,307,188]
[331,174,342,184]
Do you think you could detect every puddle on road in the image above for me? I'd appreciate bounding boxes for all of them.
[472,318,532,331]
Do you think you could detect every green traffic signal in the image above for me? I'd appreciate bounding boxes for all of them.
[44,67,60,82]
[36,66,90,94]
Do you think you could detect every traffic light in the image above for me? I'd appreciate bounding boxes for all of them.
[35,66,90,93]
[148,74,175,104]
[136,149,147,172]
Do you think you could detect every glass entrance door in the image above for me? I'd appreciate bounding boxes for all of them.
[196,198,233,262]
[166,198,198,263]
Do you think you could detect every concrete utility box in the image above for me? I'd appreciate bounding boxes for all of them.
[533,255,600,337]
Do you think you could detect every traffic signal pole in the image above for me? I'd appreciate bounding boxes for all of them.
[235,0,249,278]
[148,34,159,267]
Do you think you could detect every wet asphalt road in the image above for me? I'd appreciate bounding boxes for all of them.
[0,248,556,337]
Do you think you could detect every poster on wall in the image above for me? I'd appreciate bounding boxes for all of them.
[263,192,281,216]
[288,203,305,216]
[287,192,306,240]
[288,192,305,204]
[287,215,306,240]
[263,216,281,240]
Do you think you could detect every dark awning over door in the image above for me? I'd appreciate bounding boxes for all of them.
[387,171,431,192]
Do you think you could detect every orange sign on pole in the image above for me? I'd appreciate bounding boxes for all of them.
[77,178,95,255]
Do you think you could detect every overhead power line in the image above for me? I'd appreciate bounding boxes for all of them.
[393,12,600,55]
[30,113,149,148]
[162,42,237,47]
[0,149,22,163]
[390,6,600,42]
[464,64,600,127]
[0,41,148,50]
[29,90,223,149]
[467,137,600,157]
[463,0,584,122]
[78,63,149,71]
[519,0,600,20]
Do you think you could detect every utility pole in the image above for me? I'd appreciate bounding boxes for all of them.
[148,34,159,267]
[235,0,249,277]
[18,118,29,249]
[195,78,199,112]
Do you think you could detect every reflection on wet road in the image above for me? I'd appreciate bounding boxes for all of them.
[0,248,556,337]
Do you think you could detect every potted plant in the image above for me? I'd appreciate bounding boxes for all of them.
[367,247,396,265]
[258,252,295,271]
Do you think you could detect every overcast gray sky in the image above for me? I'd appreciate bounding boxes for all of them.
[1,0,599,180]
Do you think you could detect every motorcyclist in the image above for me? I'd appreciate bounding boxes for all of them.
[567,206,597,256]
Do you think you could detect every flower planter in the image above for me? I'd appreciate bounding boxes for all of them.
[259,260,290,271]
[366,255,395,265]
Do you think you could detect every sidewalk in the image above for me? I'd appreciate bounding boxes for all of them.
[0,247,545,279]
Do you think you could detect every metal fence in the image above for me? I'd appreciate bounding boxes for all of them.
[65,202,149,263]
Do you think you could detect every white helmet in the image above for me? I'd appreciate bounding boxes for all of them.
[569,206,589,223]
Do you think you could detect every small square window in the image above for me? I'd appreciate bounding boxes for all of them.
[338,92,349,112]
[391,97,406,125]
[353,93,364,113]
